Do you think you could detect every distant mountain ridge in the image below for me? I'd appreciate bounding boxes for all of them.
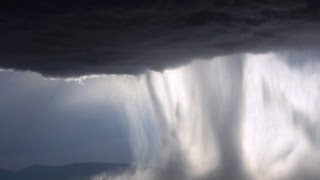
[0,169,16,180]
[0,163,132,180]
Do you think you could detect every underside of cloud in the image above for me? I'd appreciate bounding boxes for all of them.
[0,0,320,77]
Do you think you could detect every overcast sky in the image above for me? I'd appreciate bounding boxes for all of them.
[0,0,319,76]
[0,1,319,179]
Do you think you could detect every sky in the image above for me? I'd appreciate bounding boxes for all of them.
[0,1,320,180]
[0,71,134,170]
[0,51,320,180]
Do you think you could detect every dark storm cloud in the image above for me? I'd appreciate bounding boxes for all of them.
[0,0,320,77]
[0,71,132,170]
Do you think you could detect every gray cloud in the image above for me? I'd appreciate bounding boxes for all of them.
[0,0,320,77]
[1,2,320,177]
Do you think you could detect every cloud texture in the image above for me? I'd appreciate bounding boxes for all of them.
[0,0,320,76]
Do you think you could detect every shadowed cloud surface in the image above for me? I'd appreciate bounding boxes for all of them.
[0,1,320,180]
[0,0,320,76]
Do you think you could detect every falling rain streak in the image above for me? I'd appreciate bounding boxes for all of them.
[93,52,320,180]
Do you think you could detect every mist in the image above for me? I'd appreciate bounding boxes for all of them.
[0,51,319,179]
[89,51,320,180]
[0,1,320,179]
